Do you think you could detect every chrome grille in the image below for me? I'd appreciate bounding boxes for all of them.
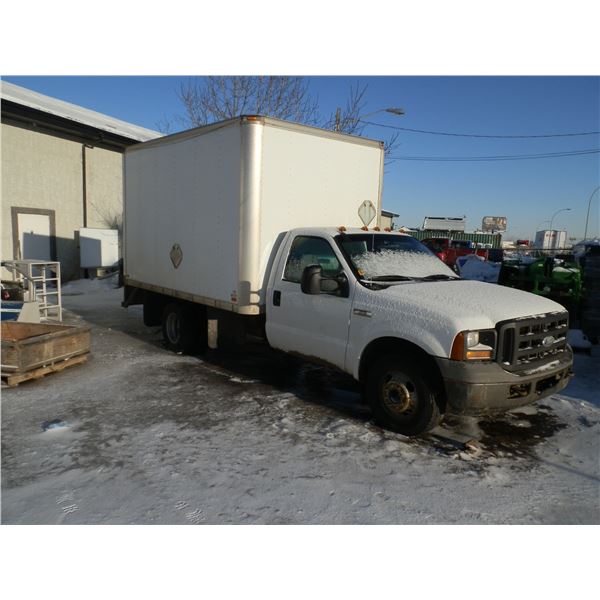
[497,312,569,372]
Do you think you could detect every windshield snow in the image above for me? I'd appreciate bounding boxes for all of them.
[337,234,456,281]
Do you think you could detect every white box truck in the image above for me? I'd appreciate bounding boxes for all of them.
[124,116,573,436]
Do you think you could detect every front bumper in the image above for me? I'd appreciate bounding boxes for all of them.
[435,345,574,416]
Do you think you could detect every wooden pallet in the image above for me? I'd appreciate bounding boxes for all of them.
[2,353,89,387]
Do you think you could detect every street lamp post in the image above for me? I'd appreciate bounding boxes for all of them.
[334,107,405,132]
[359,107,405,120]
[548,207,571,251]
[535,220,550,232]
[583,185,600,240]
[549,208,571,232]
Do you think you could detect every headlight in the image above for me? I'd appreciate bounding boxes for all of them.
[451,329,496,361]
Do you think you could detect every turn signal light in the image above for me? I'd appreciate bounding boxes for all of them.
[451,331,495,361]
[466,350,493,360]
[450,333,465,360]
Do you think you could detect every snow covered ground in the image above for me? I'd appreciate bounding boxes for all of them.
[2,276,599,524]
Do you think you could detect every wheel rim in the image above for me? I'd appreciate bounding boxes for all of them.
[381,371,417,416]
[166,312,181,343]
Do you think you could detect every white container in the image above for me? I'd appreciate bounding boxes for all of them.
[79,228,119,268]
[124,116,384,315]
[534,230,567,250]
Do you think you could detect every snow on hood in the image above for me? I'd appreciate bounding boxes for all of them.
[362,280,568,354]
[380,280,565,326]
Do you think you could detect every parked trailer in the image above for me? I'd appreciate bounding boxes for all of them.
[123,116,573,436]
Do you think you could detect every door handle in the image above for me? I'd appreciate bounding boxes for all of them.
[273,290,281,306]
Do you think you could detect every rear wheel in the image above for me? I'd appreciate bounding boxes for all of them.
[161,302,203,354]
[366,355,443,436]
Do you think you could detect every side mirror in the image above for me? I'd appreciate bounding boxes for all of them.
[301,266,350,297]
[301,264,322,295]
[336,273,350,297]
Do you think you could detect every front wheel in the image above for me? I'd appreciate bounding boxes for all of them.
[366,355,443,436]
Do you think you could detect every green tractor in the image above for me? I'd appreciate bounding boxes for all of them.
[499,254,582,314]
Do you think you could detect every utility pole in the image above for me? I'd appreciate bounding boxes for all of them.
[584,185,600,240]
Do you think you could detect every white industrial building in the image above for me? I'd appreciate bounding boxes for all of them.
[1,81,161,280]
[380,209,399,230]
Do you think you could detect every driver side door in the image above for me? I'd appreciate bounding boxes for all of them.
[266,235,354,371]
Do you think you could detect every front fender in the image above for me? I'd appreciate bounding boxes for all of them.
[346,325,448,380]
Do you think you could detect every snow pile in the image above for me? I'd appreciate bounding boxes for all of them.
[62,273,119,295]
[503,253,537,264]
[568,329,593,350]
[353,249,454,279]
[457,254,501,283]
[572,238,600,258]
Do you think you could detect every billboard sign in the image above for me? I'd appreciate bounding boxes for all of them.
[482,216,507,232]
[422,216,466,232]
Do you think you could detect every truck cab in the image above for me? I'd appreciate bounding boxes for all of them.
[266,227,573,435]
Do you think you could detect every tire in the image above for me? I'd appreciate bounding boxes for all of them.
[161,302,203,354]
[366,355,443,436]
[143,293,164,326]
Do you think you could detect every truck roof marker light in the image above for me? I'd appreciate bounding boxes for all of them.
[361,226,369,231]
[384,227,392,232]
[372,227,381,231]
[338,226,347,233]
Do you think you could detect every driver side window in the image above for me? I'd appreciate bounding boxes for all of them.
[283,236,343,284]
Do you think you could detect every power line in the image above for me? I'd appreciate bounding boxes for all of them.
[360,119,600,138]
[387,149,600,162]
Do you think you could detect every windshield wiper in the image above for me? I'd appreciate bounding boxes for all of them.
[421,274,461,281]
[367,275,416,281]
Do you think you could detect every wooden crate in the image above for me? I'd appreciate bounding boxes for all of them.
[1,322,91,386]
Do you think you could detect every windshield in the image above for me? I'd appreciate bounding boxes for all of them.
[336,233,457,281]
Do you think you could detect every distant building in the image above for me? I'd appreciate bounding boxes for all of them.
[381,209,399,230]
[1,81,161,280]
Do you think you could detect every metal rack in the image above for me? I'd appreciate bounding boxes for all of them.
[2,260,62,321]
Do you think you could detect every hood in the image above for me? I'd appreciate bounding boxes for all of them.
[373,279,567,332]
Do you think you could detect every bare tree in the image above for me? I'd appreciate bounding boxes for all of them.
[322,82,368,134]
[168,76,400,161]
[323,83,401,160]
[178,76,319,127]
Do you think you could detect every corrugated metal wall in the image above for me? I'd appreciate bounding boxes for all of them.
[406,230,503,248]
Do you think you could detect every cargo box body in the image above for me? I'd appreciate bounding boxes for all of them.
[124,116,384,315]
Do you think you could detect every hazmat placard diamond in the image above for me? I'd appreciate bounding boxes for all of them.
[170,244,183,268]
[358,200,376,227]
